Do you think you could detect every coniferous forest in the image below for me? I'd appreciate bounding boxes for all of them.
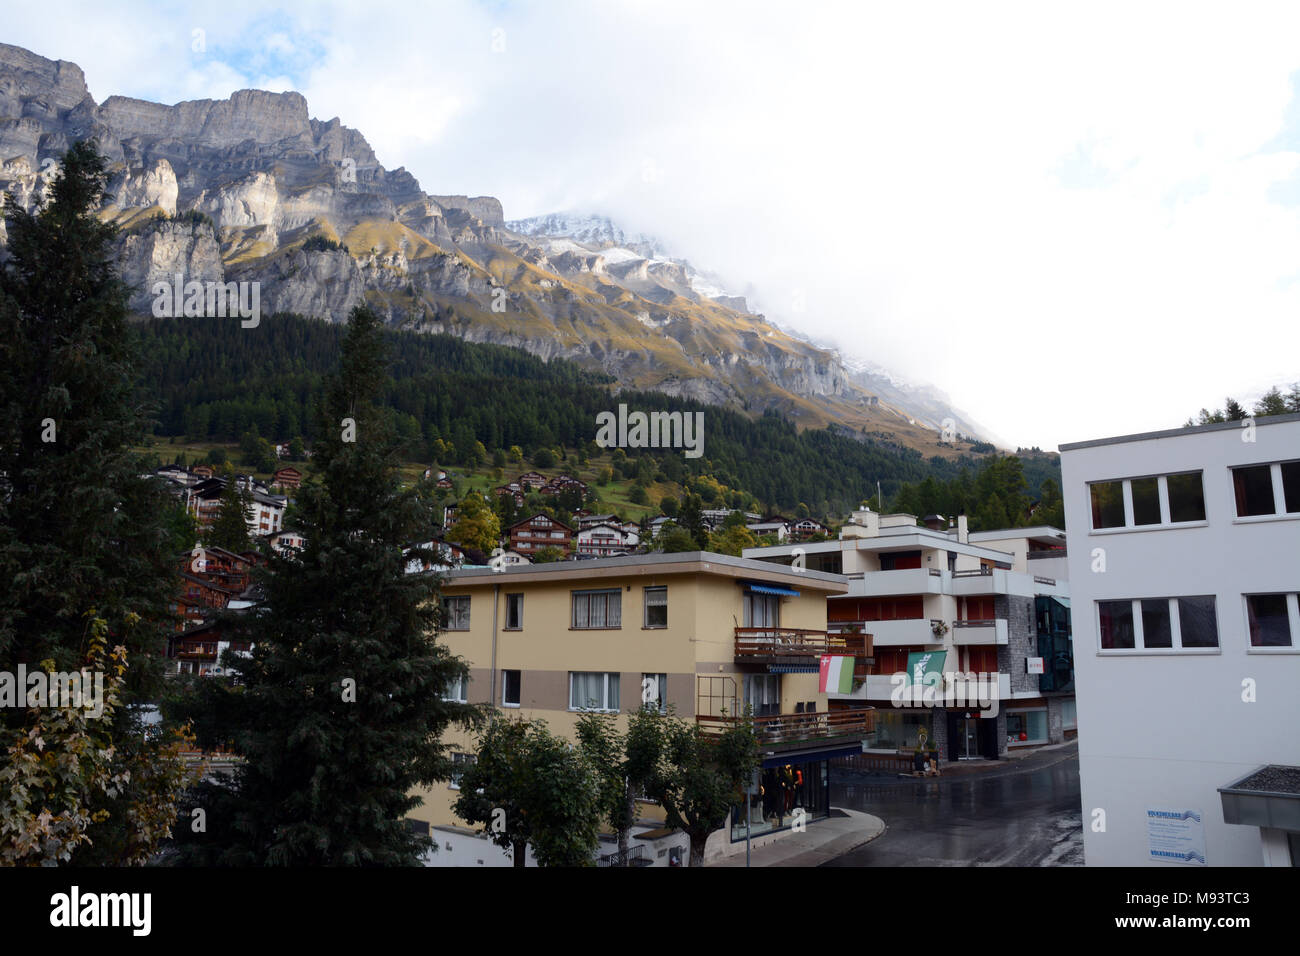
[132,314,1060,517]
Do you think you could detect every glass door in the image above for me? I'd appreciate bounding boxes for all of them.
[961,718,980,758]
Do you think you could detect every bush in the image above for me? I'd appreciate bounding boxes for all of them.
[301,234,350,254]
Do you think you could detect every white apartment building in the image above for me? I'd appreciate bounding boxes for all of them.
[1061,412,1300,867]
[745,508,1074,762]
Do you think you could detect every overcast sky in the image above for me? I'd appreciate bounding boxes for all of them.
[9,1,1300,448]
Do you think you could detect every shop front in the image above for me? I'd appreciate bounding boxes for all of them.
[729,746,859,841]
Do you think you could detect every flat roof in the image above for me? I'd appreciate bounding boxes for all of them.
[440,550,848,592]
[744,530,1017,563]
[1059,412,1300,452]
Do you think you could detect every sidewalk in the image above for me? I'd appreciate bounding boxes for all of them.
[924,739,1078,778]
[706,807,886,867]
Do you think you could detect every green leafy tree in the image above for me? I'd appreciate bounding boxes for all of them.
[532,447,556,469]
[455,716,602,867]
[709,524,757,556]
[531,545,564,563]
[657,525,698,553]
[169,305,481,865]
[633,708,759,867]
[449,490,501,553]
[0,140,195,863]
[575,709,660,865]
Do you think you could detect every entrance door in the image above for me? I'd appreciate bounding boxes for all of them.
[961,717,980,759]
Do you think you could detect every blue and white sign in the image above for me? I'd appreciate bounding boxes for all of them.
[1145,808,1206,865]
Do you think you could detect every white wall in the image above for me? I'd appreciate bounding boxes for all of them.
[1061,415,1300,867]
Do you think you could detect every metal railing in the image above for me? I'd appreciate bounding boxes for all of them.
[598,844,650,867]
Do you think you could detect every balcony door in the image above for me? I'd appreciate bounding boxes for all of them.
[744,674,781,717]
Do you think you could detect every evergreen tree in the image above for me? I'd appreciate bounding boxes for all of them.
[206,478,252,552]
[172,305,481,865]
[0,140,194,863]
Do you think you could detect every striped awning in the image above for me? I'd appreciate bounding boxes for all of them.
[767,664,818,674]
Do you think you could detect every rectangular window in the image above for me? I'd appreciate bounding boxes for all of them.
[572,589,622,629]
[1089,481,1126,529]
[1098,600,1135,649]
[1090,472,1206,530]
[1177,596,1219,648]
[743,592,781,628]
[644,587,668,628]
[502,669,521,706]
[505,593,523,630]
[1166,472,1207,523]
[1233,465,1276,517]
[1099,597,1219,651]
[443,674,467,703]
[1283,462,1300,514]
[1061,698,1077,730]
[1131,477,1162,526]
[440,595,470,630]
[1231,461,1300,519]
[569,672,620,711]
[449,752,476,789]
[1140,599,1173,649]
[1246,594,1294,648]
[641,673,667,712]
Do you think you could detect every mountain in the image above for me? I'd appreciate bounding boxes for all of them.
[0,42,990,453]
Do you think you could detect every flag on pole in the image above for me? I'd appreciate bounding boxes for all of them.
[819,655,854,694]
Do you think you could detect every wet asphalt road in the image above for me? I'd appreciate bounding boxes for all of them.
[824,744,1083,866]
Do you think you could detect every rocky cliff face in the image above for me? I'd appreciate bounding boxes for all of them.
[0,41,990,449]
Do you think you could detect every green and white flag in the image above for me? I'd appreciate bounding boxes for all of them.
[819,655,854,694]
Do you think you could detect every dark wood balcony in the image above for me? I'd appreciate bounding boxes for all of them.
[733,627,871,662]
[697,708,873,748]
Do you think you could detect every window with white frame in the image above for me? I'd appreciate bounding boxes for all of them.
[449,752,476,789]
[570,672,620,711]
[443,674,468,702]
[572,589,622,628]
[644,587,667,628]
[641,673,667,712]
[1232,461,1300,519]
[1245,593,1299,649]
[505,593,523,630]
[1097,596,1218,652]
[502,669,521,706]
[441,595,471,630]
[1088,471,1206,531]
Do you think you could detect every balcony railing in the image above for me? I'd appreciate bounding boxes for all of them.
[697,708,873,745]
[734,627,870,660]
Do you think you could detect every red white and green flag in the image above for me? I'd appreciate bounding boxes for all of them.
[819,655,854,694]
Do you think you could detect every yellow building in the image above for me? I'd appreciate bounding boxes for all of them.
[408,551,874,865]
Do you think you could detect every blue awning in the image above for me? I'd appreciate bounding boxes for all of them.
[767,665,818,674]
[747,583,800,597]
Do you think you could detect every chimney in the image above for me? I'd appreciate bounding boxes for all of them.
[923,514,945,532]
[842,502,881,539]
[957,514,968,544]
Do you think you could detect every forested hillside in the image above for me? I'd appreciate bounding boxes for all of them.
[133,314,1055,516]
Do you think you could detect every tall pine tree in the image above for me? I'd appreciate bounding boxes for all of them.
[0,140,195,864]
[176,305,481,865]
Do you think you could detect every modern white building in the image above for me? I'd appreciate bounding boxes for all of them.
[1060,412,1300,867]
[745,508,1074,761]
